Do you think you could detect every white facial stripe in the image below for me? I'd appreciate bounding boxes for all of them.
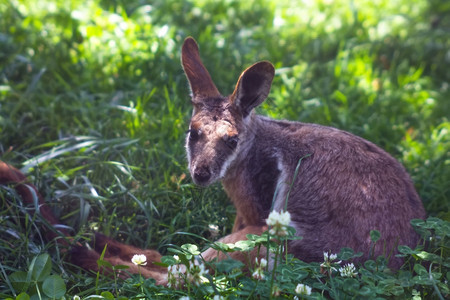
[185,137,192,172]
[219,147,238,179]
[218,121,238,179]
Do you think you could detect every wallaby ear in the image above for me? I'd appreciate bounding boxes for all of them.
[181,37,220,101]
[230,61,275,118]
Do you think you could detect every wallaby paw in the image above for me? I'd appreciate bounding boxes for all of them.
[91,232,166,274]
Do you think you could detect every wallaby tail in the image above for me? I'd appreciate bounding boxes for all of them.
[0,161,70,243]
[0,160,167,283]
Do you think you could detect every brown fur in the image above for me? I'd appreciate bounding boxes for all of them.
[1,37,426,285]
[182,37,426,269]
[71,233,167,284]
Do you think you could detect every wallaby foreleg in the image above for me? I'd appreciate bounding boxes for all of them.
[71,242,168,284]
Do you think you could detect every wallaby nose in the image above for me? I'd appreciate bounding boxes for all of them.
[193,167,211,184]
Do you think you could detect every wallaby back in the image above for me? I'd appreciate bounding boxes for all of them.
[182,37,426,268]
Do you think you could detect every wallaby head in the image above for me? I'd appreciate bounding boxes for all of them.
[181,37,274,186]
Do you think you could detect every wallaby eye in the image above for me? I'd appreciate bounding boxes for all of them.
[225,135,239,150]
[188,129,200,142]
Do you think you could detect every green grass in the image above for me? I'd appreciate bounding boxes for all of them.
[0,0,449,299]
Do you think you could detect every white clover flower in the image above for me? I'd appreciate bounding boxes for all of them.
[131,254,147,266]
[320,252,341,272]
[339,263,358,277]
[295,283,312,295]
[208,224,220,238]
[167,263,187,289]
[255,257,267,268]
[73,296,81,300]
[279,211,291,225]
[168,263,186,275]
[266,210,291,226]
[266,210,291,236]
[252,267,265,280]
[259,258,267,268]
[322,252,338,262]
[186,259,209,286]
[189,259,208,276]
[252,257,267,280]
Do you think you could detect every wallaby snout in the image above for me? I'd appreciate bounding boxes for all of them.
[192,165,211,185]
[181,37,425,269]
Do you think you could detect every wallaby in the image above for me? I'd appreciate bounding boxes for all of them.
[181,37,425,268]
[1,37,425,285]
